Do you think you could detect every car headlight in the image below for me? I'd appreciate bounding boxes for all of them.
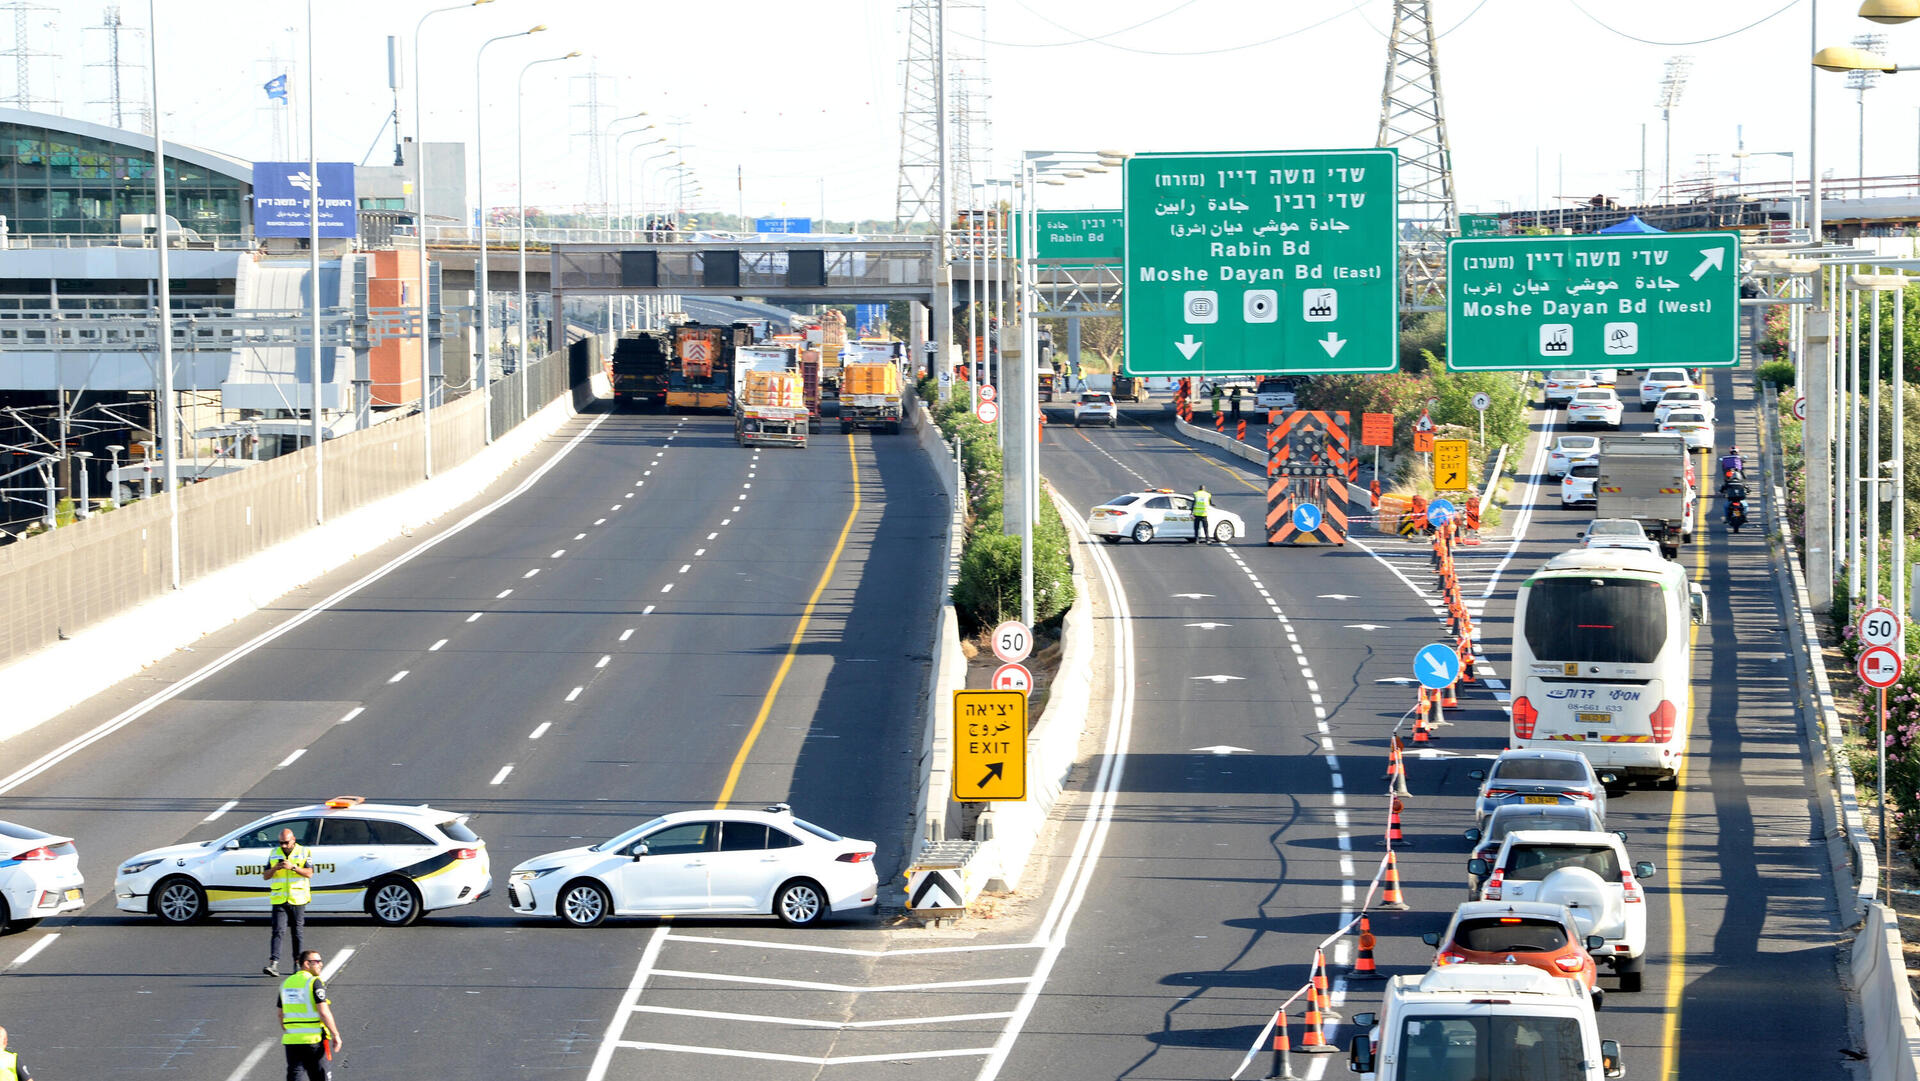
[508,867,559,884]
[120,858,163,877]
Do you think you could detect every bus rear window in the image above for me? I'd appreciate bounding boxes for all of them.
[1523,578,1666,664]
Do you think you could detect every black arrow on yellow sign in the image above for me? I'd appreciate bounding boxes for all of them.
[978,762,1005,788]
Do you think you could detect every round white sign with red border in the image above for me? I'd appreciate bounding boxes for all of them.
[979,384,997,403]
[992,620,1032,663]
[1858,607,1903,649]
[1792,397,1807,421]
[977,400,999,424]
[991,662,1032,693]
[1859,645,1903,689]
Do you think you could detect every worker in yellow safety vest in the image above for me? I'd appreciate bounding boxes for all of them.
[278,950,343,1080]
[1191,485,1212,544]
[0,1025,38,1081]
[262,827,313,977]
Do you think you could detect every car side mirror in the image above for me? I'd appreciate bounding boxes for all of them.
[1349,1034,1375,1074]
[1352,1012,1375,1030]
[1468,769,1486,782]
[1464,827,1483,844]
[1688,584,1707,626]
[1468,858,1491,876]
[1601,1038,1625,1078]
[1421,931,1440,946]
[1587,934,1608,951]
[1615,831,1629,842]
[225,839,241,850]
[1634,861,1656,880]
[631,844,649,861]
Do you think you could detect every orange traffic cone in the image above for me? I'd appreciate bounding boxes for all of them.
[1441,677,1459,710]
[1457,635,1478,685]
[1216,410,1227,432]
[1379,848,1411,911]
[1297,980,1336,1053]
[1311,949,1342,1019]
[1268,1008,1297,1079]
[1237,418,1248,442]
[1351,915,1386,980]
[1412,692,1432,744]
[1385,736,1412,797]
[1377,797,1410,848]
[1429,690,1450,730]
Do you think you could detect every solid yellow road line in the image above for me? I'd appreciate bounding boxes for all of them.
[1660,449,1709,1077]
[715,433,861,809]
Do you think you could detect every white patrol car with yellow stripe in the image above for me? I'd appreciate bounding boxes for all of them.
[115,797,490,927]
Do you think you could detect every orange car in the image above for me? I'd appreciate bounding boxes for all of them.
[1422,900,1607,1007]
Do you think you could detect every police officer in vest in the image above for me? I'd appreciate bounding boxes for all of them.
[0,1025,36,1080]
[278,950,343,1080]
[263,827,313,977]
[1191,484,1212,544]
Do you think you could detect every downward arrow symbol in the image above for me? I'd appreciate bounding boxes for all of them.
[1689,247,1725,281]
[1319,332,1347,357]
[1175,334,1203,360]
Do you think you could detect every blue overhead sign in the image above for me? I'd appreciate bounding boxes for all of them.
[253,162,357,238]
[754,217,813,234]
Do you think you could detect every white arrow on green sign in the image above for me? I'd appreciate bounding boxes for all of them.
[1445,232,1741,371]
[1122,148,1399,377]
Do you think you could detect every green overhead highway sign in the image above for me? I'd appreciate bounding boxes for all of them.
[1122,148,1399,377]
[1446,232,1741,371]
[1035,210,1123,262]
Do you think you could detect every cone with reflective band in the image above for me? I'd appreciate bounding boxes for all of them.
[1297,979,1336,1053]
[1237,419,1248,442]
[1266,1008,1297,1079]
[1387,735,1412,797]
[1216,410,1227,431]
[1351,916,1386,979]
[1377,796,1410,847]
[1379,848,1411,910]
[1441,675,1459,710]
[1457,634,1478,685]
[1311,948,1342,1019]
[1412,691,1432,743]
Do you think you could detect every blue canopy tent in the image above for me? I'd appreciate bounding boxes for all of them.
[1596,214,1664,234]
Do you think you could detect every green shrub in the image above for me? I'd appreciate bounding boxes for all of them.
[1755,360,1795,389]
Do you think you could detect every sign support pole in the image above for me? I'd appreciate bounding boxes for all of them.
[1881,684,1889,906]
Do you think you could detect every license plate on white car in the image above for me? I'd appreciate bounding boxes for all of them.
[1522,795,1560,805]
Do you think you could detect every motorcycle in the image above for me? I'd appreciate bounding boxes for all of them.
[1725,497,1748,534]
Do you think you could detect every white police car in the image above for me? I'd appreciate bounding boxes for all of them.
[507,804,877,928]
[115,797,490,927]
[0,820,84,931]
[1087,489,1245,544]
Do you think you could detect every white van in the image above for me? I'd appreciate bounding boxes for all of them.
[1507,548,1705,789]
[1347,964,1625,1079]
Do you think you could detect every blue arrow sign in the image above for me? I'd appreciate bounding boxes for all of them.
[1293,502,1323,532]
[1415,642,1462,690]
[1427,498,1457,529]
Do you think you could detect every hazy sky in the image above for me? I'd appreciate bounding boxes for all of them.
[27,1,1919,223]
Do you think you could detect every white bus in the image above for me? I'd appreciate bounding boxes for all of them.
[1507,548,1706,789]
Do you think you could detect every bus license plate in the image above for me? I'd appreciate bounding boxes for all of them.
[1522,795,1560,805]
[1577,712,1613,724]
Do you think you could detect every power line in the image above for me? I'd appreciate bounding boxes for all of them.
[1562,0,1804,48]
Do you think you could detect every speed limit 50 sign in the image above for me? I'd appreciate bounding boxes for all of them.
[1858,607,1903,649]
[992,621,1032,663]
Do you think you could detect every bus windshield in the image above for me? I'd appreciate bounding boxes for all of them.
[1523,577,1666,665]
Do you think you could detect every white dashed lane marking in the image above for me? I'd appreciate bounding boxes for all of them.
[566,687,583,702]
[529,722,551,739]
[274,749,305,770]
[429,639,446,651]
[490,765,514,785]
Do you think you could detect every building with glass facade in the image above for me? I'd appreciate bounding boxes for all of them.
[0,106,251,239]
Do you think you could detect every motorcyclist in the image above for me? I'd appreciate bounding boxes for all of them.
[1719,445,1745,477]
[1724,493,1748,533]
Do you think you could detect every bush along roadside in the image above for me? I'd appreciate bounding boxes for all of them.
[923,392,1076,633]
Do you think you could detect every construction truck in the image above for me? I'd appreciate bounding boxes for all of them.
[839,359,904,434]
[811,310,850,404]
[735,368,809,448]
[610,334,671,410]
[664,323,744,412]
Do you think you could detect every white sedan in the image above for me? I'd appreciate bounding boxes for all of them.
[1547,435,1601,477]
[1658,409,1714,451]
[507,804,878,927]
[1088,489,1245,544]
[1654,387,1715,425]
[1580,518,1661,555]
[1543,370,1597,404]
[1073,391,1117,427]
[1638,367,1693,410]
[1566,388,1624,429]
[0,821,84,931]
[115,797,491,927]
[1561,461,1599,507]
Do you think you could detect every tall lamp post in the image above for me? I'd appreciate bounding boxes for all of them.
[413,0,494,479]
[475,24,546,446]
[516,49,580,420]
[600,111,648,232]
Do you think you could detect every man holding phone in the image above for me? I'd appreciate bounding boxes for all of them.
[262,827,313,977]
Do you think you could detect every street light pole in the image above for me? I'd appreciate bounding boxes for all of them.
[475,25,546,447]
[517,50,579,423]
[147,0,179,586]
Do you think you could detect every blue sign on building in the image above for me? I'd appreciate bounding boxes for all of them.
[854,303,888,337]
[253,162,358,238]
[754,217,812,234]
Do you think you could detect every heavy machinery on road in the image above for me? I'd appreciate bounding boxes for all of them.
[735,368,809,448]
[610,323,751,412]
[839,359,904,434]
[1595,434,1693,559]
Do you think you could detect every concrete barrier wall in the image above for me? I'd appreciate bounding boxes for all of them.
[909,396,967,853]
[1853,903,1920,1081]
[0,343,595,742]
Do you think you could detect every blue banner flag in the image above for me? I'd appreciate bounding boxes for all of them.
[263,74,288,102]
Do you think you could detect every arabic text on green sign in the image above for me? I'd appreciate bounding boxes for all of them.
[1121,148,1398,377]
[1445,232,1740,372]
